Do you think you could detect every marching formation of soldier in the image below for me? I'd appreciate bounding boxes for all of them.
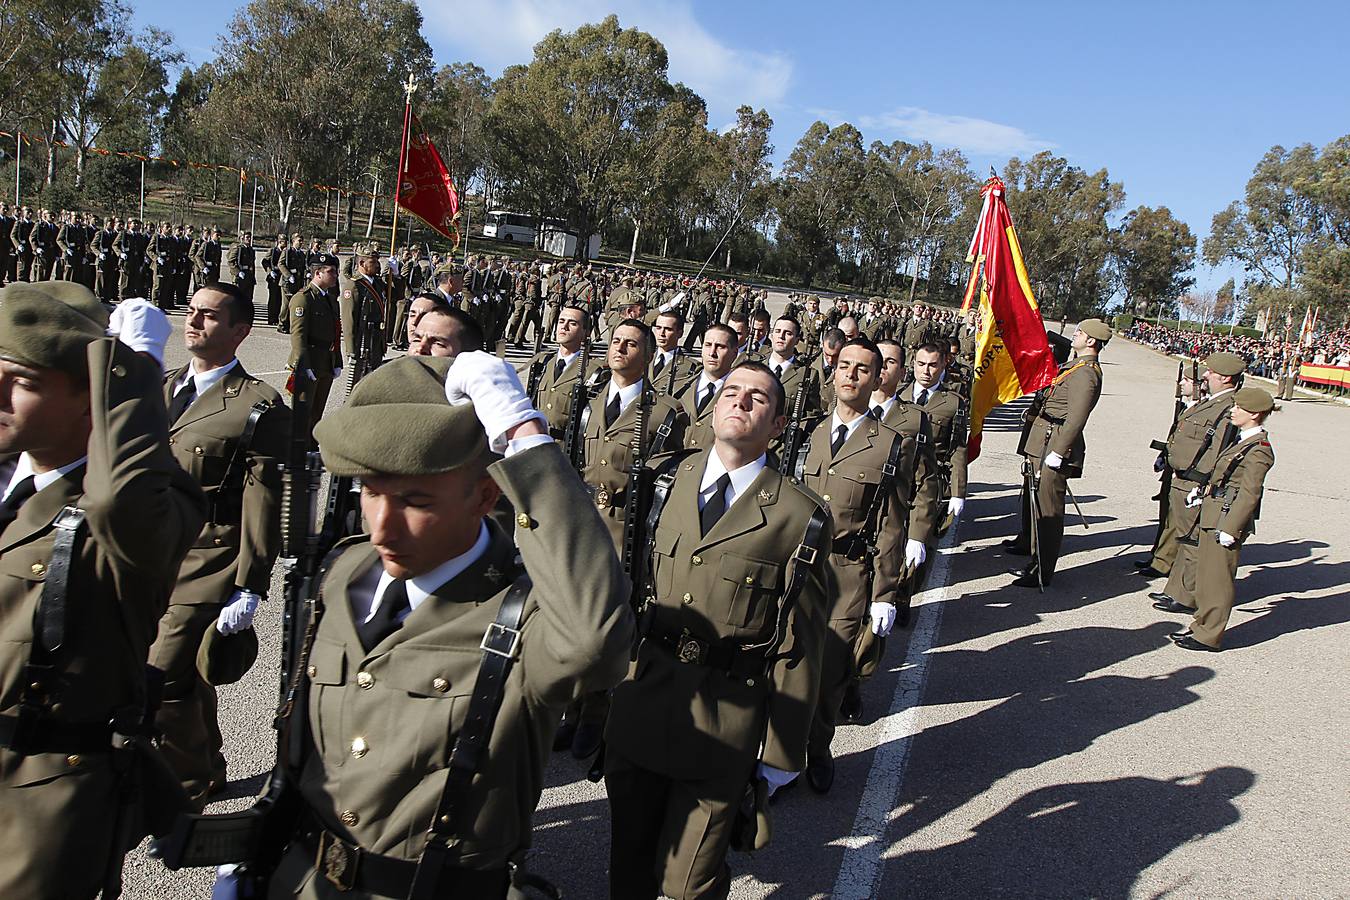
[0,226,1278,899]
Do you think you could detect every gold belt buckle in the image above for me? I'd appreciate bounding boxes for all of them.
[595,486,612,510]
[676,630,706,665]
[317,830,359,892]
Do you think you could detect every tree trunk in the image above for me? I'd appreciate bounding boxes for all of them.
[211,170,219,204]
[725,245,732,270]
[75,145,87,189]
[366,189,377,239]
[629,220,640,266]
[44,120,57,186]
[323,192,331,228]
[907,254,921,304]
[661,235,668,259]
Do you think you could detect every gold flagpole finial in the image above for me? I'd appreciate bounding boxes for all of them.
[403,71,419,102]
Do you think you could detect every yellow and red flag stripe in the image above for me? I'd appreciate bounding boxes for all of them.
[964,176,1058,461]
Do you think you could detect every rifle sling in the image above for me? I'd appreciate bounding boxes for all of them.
[846,430,909,562]
[211,399,273,524]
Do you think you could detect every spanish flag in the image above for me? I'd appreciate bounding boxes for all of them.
[961,176,1058,461]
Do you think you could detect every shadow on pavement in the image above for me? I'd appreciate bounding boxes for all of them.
[891,767,1254,898]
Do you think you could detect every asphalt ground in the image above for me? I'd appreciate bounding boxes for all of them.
[122,298,1349,898]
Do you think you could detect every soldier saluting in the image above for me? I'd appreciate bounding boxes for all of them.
[0,282,206,897]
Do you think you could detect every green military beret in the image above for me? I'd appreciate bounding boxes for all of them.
[314,356,488,476]
[0,281,109,377]
[197,624,258,686]
[1204,351,1246,377]
[357,241,382,259]
[1233,386,1274,414]
[1078,318,1112,342]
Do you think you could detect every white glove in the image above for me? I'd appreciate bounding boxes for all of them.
[445,350,546,452]
[947,497,965,519]
[869,601,897,637]
[108,298,171,366]
[757,763,798,797]
[332,366,343,377]
[1043,450,1063,469]
[1217,531,1237,548]
[217,589,261,634]
[904,539,927,569]
[1185,487,1202,508]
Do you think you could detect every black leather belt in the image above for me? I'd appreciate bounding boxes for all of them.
[1174,469,1208,485]
[297,818,508,897]
[0,712,114,755]
[646,624,767,678]
[1039,413,1066,425]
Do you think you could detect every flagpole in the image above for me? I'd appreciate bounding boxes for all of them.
[139,159,146,220]
[389,72,416,261]
[14,131,21,205]
[237,169,245,233]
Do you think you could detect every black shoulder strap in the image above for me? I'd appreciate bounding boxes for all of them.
[35,506,87,654]
[743,502,829,657]
[212,399,273,522]
[410,574,532,900]
[649,405,679,456]
[846,430,908,560]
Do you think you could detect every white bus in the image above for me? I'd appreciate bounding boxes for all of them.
[482,210,536,243]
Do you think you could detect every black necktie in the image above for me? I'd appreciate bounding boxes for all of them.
[554,357,566,380]
[604,392,622,428]
[0,475,38,531]
[653,355,666,378]
[772,363,783,378]
[916,388,929,406]
[831,423,849,457]
[169,377,197,423]
[871,405,884,420]
[696,383,715,414]
[357,578,410,652]
[700,473,732,536]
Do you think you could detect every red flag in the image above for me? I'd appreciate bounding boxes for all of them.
[964,177,1059,461]
[396,112,460,241]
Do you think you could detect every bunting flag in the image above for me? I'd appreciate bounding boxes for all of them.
[394,112,460,241]
[963,176,1059,462]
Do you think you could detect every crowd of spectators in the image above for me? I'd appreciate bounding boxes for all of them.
[1126,320,1350,379]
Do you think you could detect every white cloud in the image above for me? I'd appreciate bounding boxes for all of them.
[419,0,791,115]
[859,107,1054,157]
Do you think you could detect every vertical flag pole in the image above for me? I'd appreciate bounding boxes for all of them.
[14,131,21,205]
[237,169,245,234]
[389,71,416,301]
[139,159,146,220]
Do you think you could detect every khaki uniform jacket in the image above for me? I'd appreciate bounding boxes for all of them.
[1166,392,1236,487]
[225,243,256,285]
[581,384,685,548]
[148,233,174,273]
[0,341,206,787]
[164,363,288,603]
[799,415,910,616]
[1199,432,1274,543]
[339,276,389,361]
[528,349,586,438]
[298,444,633,866]
[288,283,342,373]
[1021,358,1103,478]
[770,357,822,418]
[900,381,969,500]
[193,239,222,280]
[607,450,832,777]
[116,230,150,271]
[674,375,721,450]
[649,349,700,395]
[812,356,838,412]
[880,400,942,545]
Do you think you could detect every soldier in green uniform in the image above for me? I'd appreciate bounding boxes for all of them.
[1170,387,1275,652]
[0,203,13,285]
[225,231,257,308]
[260,352,634,899]
[763,315,822,417]
[192,227,223,288]
[787,338,914,794]
[1149,352,1245,615]
[650,309,700,395]
[116,218,151,300]
[93,217,120,302]
[29,209,58,281]
[605,361,832,900]
[901,341,970,537]
[56,211,89,285]
[9,206,34,282]
[276,233,307,333]
[674,322,738,451]
[287,254,342,443]
[526,306,589,439]
[340,243,389,374]
[262,234,285,326]
[149,222,177,310]
[1005,318,1109,587]
[151,282,288,807]
[0,281,206,898]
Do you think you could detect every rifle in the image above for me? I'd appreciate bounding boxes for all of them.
[525,326,549,401]
[562,336,595,471]
[1021,457,1044,593]
[779,367,817,475]
[621,387,654,615]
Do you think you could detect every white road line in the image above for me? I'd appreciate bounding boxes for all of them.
[831,520,961,900]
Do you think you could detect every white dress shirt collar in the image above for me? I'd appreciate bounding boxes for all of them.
[606,378,644,413]
[697,372,727,395]
[556,347,580,366]
[871,394,896,418]
[1239,426,1265,442]
[174,357,240,398]
[700,448,767,512]
[830,409,869,443]
[5,453,88,501]
[365,521,491,624]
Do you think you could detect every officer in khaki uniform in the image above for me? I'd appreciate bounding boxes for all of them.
[899,340,970,537]
[288,253,342,442]
[763,315,822,418]
[788,338,914,794]
[263,353,634,898]
[606,362,832,900]
[1006,318,1109,587]
[674,322,739,451]
[526,306,590,439]
[1149,352,1244,615]
[153,282,288,806]
[0,282,206,898]
[650,309,700,395]
[340,243,390,372]
[1169,387,1275,652]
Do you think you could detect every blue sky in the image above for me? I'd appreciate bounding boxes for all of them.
[134,0,1350,292]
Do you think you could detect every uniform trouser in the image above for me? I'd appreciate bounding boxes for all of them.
[149,601,227,806]
[1016,464,1068,582]
[0,252,11,283]
[606,751,748,900]
[684,313,707,352]
[1162,481,1203,609]
[810,554,869,759]
[268,840,510,900]
[391,298,411,347]
[303,373,334,445]
[152,271,173,310]
[14,250,32,280]
[1149,516,1178,576]
[1190,529,1241,648]
[175,269,191,303]
[237,277,256,313]
[543,300,562,340]
[0,747,124,899]
[33,253,56,281]
[509,299,541,346]
[267,281,282,324]
[95,264,119,301]
[120,265,148,300]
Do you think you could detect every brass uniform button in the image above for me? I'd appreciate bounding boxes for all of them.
[168,437,175,445]
[66,754,81,767]
[823,494,831,502]
[745,678,755,687]
[603,436,611,443]
[111,364,126,377]
[858,472,866,478]
[339,810,360,827]
[213,537,223,546]
[356,671,374,689]
[827,467,835,475]
[351,737,369,758]
[432,677,449,693]
[691,555,703,566]
[682,592,693,605]
[515,512,532,529]
[306,665,317,678]
[599,459,607,466]
[31,563,46,577]
[744,576,754,586]
[194,446,204,456]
